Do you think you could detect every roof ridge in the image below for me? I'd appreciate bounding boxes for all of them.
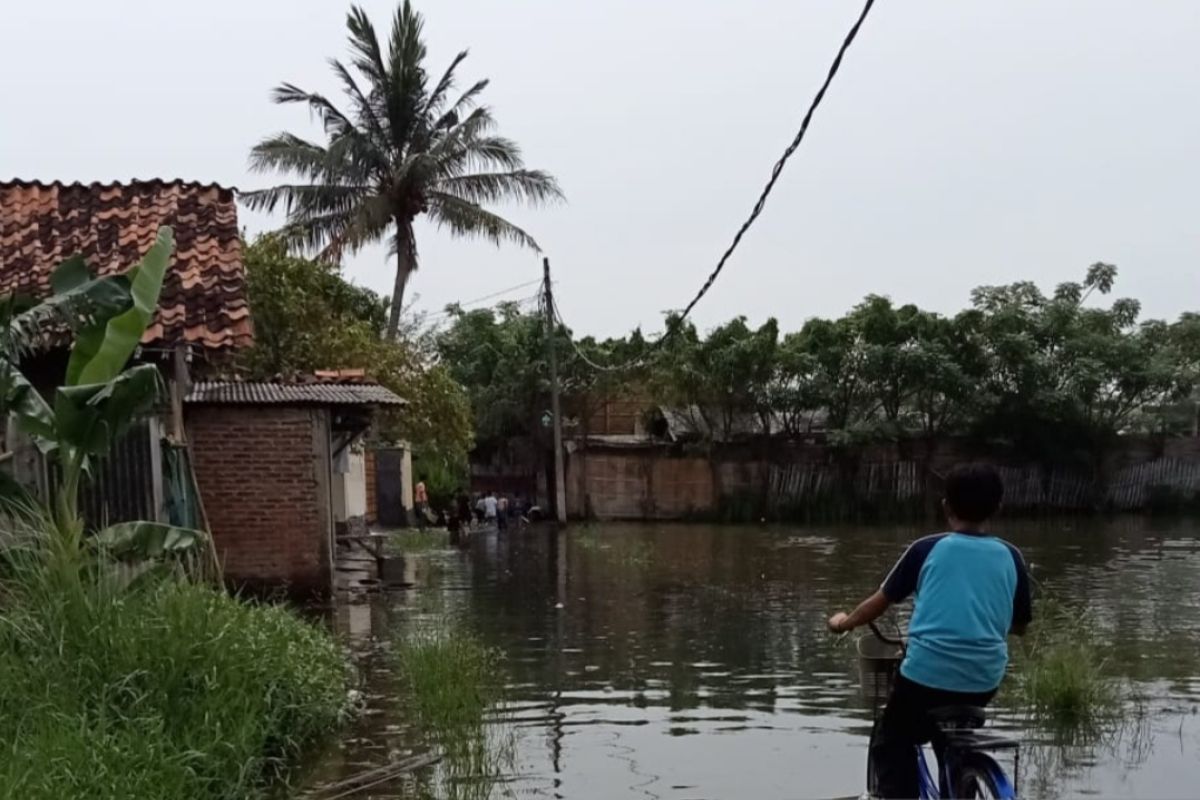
[0,178,237,193]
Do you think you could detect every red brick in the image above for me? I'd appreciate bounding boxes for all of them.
[187,405,330,598]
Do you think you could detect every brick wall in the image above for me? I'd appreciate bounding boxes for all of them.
[188,405,331,597]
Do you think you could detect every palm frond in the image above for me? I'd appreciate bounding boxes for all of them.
[435,134,526,180]
[247,133,329,180]
[270,83,359,139]
[385,0,429,143]
[424,49,468,117]
[275,191,392,261]
[329,57,389,144]
[345,5,388,87]
[445,79,490,120]
[425,107,501,176]
[243,183,373,219]
[435,170,564,206]
[426,192,541,251]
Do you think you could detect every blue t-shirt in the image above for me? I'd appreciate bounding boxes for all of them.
[881,532,1032,693]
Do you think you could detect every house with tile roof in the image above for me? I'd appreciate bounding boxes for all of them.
[0,179,403,597]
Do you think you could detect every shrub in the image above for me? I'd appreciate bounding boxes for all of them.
[1012,600,1122,728]
[396,631,504,732]
[0,570,349,799]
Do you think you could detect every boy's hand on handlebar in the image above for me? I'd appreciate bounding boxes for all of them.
[827,612,851,634]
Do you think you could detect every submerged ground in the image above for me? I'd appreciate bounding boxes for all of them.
[308,517,1200,799]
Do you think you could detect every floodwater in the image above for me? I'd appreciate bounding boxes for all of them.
[307,518,1200,799]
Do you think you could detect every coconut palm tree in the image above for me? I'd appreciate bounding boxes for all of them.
[244,1,563,339]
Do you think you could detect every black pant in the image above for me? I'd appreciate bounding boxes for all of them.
[871,673,997,799]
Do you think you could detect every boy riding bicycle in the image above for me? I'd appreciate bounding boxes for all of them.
[828,464,1033,799]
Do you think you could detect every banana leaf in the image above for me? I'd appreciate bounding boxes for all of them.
[67,226,173,386]
[0,360,56,452]
[93,520,208,560]
[53,363,163,458]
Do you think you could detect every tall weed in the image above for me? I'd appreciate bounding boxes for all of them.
[0,509,350,799]
[1012,598,1123,728]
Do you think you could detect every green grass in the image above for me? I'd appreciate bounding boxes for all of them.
[1012,600,1123,728]
[394,629,514,800]
[395,631,504,731]
[0,514,350,800]
[384,528,453,555]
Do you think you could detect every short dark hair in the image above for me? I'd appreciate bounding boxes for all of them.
[944,463,1004,523]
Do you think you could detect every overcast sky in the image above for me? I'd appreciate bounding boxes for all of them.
[3,1,1197,338]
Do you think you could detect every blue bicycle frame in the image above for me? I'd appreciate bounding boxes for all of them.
[915,743,1017,799]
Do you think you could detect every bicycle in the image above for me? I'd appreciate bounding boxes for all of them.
[857,621,1020,799]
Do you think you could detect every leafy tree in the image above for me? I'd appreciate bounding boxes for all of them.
[239,236,473,474]
[694,317,779,440]
[794,315,870,432]
[435,303,553,451]
[851,295,924,424]
[770,332,825,436]
[968,264,1190,464]
[244,1,563,338]
[907,312,982,438]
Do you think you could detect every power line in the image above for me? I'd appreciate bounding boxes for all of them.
[551,0,880,373]
[424,291,541,327]
[676,0,878,323]
[549,295,637,373]
[421,278,543,319]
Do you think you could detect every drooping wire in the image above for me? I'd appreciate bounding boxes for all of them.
[421,278,543,320]
[550,295,640,373]
[550,0,880,372]
[675,0,877,323]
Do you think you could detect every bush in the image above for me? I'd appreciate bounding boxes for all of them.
[393,629,514,800]
[1012,600,1122,728]
[0,573,349,799]
[396,631,504,732]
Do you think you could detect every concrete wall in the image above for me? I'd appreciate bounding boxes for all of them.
[567,436,1200,521]
[568,450,715,519]
[188,405,333,597]
[332,449,367,522]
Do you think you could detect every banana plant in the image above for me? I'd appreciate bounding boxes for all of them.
[0,226,208,564]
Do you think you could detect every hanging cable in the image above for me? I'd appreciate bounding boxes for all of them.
[551,0,880,372]
[551,296,641,373]
[421,278,543,320]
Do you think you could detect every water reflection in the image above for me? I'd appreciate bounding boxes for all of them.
[307,518,1200,799]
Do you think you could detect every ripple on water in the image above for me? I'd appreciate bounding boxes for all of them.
[309,519,1200,800]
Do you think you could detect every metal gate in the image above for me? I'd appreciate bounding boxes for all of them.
[76,418,163,527]
[374,447,408,527]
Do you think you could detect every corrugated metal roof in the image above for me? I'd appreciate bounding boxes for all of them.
[186,381,406,407]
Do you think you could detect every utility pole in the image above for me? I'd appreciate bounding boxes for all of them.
[543,258,568,525]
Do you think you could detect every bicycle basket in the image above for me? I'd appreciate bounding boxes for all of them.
[856,633,902,702]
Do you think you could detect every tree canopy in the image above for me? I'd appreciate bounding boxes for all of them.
[239,236,473,476]
[438,264,1198,467]
[244,1,563,338]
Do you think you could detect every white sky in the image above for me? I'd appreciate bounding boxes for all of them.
[3,1,1198,338]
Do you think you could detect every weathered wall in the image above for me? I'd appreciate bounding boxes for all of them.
[566,436,1200,521]
[364,448,378,524]
[567,450,714,519]
[332,449,367,522]
[188,405,332,597]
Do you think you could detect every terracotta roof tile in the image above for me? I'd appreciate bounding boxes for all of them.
[0,179,253,351]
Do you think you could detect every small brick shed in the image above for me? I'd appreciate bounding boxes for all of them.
[186,380,405,598]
